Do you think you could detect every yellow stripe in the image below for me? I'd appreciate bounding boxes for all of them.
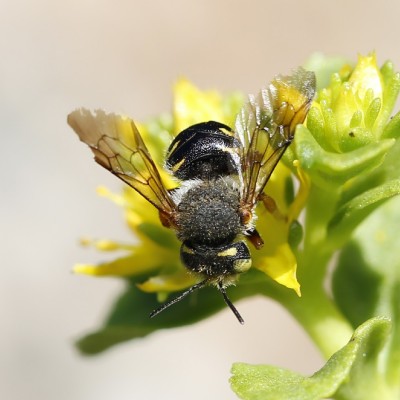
[171,157,186,172]
[168,139,181,155]
[220,127,234,137]
[181,244,195,255]
[217,247,237,257]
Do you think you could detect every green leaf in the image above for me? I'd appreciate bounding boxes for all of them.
[230,318,391,400]
[305,107,336,152]
[335,318,393,400]
[382,111,400,139]
[295,125,394,191]
[333,194,400,394]
[328,179,400,245]
[75,270,268,355]
[332,241,381,329]
[327,137,400,245]
[377,63,400,133]
[76,281,228,355]
[365,98,381,129]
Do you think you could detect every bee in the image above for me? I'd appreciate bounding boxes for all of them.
[68,67,316,324]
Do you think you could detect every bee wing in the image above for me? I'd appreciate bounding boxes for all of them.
[68,108,177,223]
[235,67,316,208]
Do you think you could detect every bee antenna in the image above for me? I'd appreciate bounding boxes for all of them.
[150,279,208,319]
[218,282,244,325]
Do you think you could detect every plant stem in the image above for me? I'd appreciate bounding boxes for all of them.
[283,184,353,358]
[282,276,353,359]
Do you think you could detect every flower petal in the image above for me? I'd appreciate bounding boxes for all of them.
[288,160,311,223]
[137,271,197,295]
[173,78,243,133]
[256,243,301,296]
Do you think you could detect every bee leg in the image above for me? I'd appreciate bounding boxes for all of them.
[258,193,287,221]
[246,228,264,249]
[217,282,244,324]
[149,279,208,319]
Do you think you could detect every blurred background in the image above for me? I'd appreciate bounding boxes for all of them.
[1,0,399,399]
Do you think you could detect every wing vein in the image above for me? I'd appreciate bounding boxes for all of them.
[234,67,316,209]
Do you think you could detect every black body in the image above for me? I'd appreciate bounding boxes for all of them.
[181,241,251,279]
[166,122,252,286]
[166,121,241,180]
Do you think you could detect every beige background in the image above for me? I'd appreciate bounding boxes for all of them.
[1,1,399,399]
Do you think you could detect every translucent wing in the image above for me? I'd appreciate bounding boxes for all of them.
[67,109,177,224]
[235,67,316,208]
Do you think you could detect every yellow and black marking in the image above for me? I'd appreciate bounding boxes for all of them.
[217,246,238,258]
[180,241,251,279]
[217,245,251,273]
[166,121,241,180]
[181,243,195,255]
[170,157,186,173]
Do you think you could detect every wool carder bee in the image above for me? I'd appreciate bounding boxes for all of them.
[68,67,316,323]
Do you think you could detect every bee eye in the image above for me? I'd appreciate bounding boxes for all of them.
[233,257,252,273]
[229,242,252,273]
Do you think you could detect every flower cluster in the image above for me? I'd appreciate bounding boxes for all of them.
[73,53,400,400]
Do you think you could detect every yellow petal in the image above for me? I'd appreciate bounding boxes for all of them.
[252,162,304,295]
[137,271,197,293]
[73,243,177,277]
[264,163,292,213]
[122,187,163,227]
[73,263,102,275]
[288,160,311,223]
[73,257,152,276]
[255,243,301,296]
[350,53,383,101]
[333,82,359,134]
[79,237,135,251]
[96,185,126,207]
[173,78,227,133]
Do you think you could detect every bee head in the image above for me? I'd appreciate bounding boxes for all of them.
[150,240,251,324]
[180,240,252,278]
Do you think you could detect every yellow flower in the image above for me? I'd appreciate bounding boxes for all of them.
[74,79,307,298]
[295,54,399,192]
[251,161,309,296]
[173,78,244,132]
[310,53,386,152]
